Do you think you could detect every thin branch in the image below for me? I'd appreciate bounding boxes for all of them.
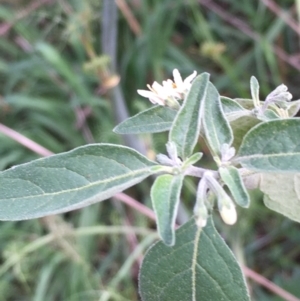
[261,0,300,38]
[116,0,142,36]
[243,266,300,301]
[0,123,54,157]
[114,192,156,221]
[198,0,300,71]
[0,0,54,36]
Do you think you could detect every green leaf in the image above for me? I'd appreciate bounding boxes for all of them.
[139,217,250,301]
[287,100,300,117]
[0,144,157,221]
[113,106,177,134]
[235,98,256,110]
[230,116,260,150]
[237,119,300,172]
[221,97,250,121]
[151,174,184,246]
[221,96,246,114]
[250,76,260,107]
[182,152,203,168]
[169,73,209,159]
[260,173,300,223]
[203,82,233,158]
[219,166,250,208]
[259,109,280,121]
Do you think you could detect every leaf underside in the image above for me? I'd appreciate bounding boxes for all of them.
[260,173,300,223]
[0,144,157,220]
[139,217,250,301]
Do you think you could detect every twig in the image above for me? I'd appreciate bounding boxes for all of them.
[0,123,54,157]
[115,0,142,36]
[0,0,54,36]
[198,0,300,71]
[114,192,156,221]
[243,266,300,301]
[261,0,300,38]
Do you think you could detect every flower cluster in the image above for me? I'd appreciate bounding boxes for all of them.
[137,69,197,107]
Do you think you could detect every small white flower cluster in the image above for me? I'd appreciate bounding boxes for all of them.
[137,69,197,107]
[266,84,292,103]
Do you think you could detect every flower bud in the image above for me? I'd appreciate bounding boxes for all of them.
[219,201,237,225]
[195,205,208,228]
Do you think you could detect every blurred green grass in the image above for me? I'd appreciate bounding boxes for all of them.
[0,0,300,300]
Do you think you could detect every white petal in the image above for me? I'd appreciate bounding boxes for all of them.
[137,89,156,98]
[147,84,155,93]
[152,81,164,93]
[150,96,165,105]
[173,69,183,87]
[152,81,169,98]
[162,80,173,89]
[183,70,197,85]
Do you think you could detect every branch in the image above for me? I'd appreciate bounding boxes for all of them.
[0,123,54,157]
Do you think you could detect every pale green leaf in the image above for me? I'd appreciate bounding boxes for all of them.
[139,217,250,301]
[182,152,203,168]
[113,106,177,134]
[219,166,250,208]
[260,173,300,223]
[203,82,233,157]
[151,174,184,246]
[0,144,157,220]
[221,97,250,122]
[221,96,246,114]
[287,100,300,117]
[259,109,280,121]
[169,73,209,159]
[234,98,256,110]
[237,119,300,172]
[250,76,260,107]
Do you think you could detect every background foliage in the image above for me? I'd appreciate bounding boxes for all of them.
[0,0,300,300]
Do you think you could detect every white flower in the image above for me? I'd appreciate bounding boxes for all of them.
[265,84,292,104]
[219,201,237,225]
[172,69,197,94]
[137,69,197,106]
[137,81,168,105]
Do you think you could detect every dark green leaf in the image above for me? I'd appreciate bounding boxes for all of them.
[169,73,209,159]
[151,174,184,246]
[237,119,300,171]
[113,106,177,134]
[139,217,250,301]
[203,82,233,158]
[0,144,157,220]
